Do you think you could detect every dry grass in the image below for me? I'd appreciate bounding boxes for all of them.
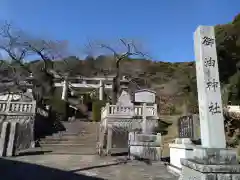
[159,116,240,160]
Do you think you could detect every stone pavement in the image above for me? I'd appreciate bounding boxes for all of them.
[0,154,178,180]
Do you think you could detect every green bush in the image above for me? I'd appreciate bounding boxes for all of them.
[92,100,106,122]
[169,105,176,115]
[47,88,68,121]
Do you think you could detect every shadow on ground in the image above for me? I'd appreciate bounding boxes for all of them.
[0,158,104,180]
[17,150,53,156]
[70,161,127,173]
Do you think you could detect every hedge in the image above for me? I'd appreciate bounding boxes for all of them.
[92,100,106,122]
[47,88,68,121]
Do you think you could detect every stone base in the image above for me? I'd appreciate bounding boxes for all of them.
[135,134,161,142]
[180,159,240,180]
[128,132,162,143]
[193,147,238,165]
[174,138,193,144]
[167,164,181,176]
[129,143,162,161]
[30,141,35,148]
[168,142,195,171]
[128,133,162,161]
[179,147,240,180]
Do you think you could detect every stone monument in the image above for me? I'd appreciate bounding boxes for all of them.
[168,115,199,175]
[129,89,161,161]
[110,90,133,152]
[116,90,133,107]
[179,26,240,179]
[178,114,200,141]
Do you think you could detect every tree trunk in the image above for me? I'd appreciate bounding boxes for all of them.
[111,60,121,104]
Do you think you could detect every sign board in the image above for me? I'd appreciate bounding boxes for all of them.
[134,89,156,103]
[178,115,194,138]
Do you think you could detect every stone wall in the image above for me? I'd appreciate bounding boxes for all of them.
[0,116,6,133]
[112,127,129,149]
[0,115,35,156]
[14,117,34,152]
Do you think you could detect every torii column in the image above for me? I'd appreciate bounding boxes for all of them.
[99,80,104,100]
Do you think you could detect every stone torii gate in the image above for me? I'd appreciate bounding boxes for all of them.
[54,76,129,101]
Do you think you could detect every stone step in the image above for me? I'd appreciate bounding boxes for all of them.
[56,123,99,135]
[39,145,97,155]
[40,143,97,148]
[44,134,97,139]
[18,147,97,155]
[42,138,97,143]
[61,122,99,129]
[39,140,97,145]
[58,131,98,134]
[50,131,98,135]
[41,137,97,141]
[39,145,97,149]
[45,149,97,155]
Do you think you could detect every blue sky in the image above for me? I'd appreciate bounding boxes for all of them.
[0,0,239,62]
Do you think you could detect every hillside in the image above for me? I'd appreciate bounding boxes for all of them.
[1,13,240,115]
[25,14,240,114]
[52,57,197,114]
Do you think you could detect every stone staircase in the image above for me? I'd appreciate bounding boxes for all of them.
[38,121,99,155]
[159,115,180,157]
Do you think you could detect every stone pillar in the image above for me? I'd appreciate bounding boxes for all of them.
[6,100,11,113]
[141,103,147,134]
[192,114,200,141]
[30,116,36,148]
[178,25,240,179]
[7,122,18,157]
[154,104,158,117]
[61,80,68,101]
[0,122,10,157]
[106,125,112,155]
[99,80,103,101]
[195,26,226,148]
[80,95,84,104]
[98,125,106,156]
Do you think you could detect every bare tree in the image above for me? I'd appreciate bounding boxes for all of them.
[0,22,70,103]
[86,39,149,104]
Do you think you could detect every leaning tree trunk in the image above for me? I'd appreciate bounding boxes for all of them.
[111,60,121,104]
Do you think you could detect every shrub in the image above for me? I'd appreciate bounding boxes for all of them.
[92,100,106,122]
[48,88,68,121]
[169,105,176,115]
